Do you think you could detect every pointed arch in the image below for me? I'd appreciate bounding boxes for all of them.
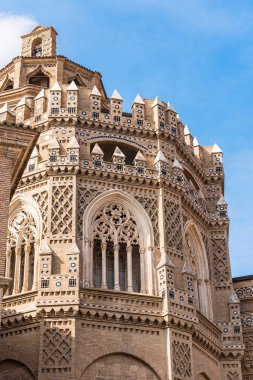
[0,359,35,380]
[196,373,211,380]
[82,189,155,294]
[0,75,14,91]
[5,194,43,295]
[27,65,51,88]
[66,73,87,87]
[184,221,213,320]
[80,353,161,380]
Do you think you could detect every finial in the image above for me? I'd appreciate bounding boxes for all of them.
[91,143,104,155]
[91,85,101,96]
[154,150,168,164]
[193,137,199,147]
[35,89,46,100]
[111,89,123,100]
[152,96,163,108]
[50,81,62,91]
[133,94,145,105]
[184,125,190,135]
[112,146,125,157]
[173,158,183,170]
[67,81,79,91]
[212,143,222,153]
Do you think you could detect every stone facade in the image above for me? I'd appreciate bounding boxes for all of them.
[0,25,251,380]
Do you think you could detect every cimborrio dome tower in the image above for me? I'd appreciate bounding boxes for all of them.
[0,26,251,380]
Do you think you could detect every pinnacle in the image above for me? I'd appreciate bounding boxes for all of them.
[69,243,80,254]
[0,102,13,114]
[154,150,168,164]
[50,81,62,91]
[113,146,125,157]
[48,136,60,149]
[111,89,123,100]
[35,88,46,100]
[228,291,240,303]
[182,258,194,275]
[133,94,145,105]
[184,125,190,135]
[40,239,52,254]
[67,81,79,91]
[91,143,104,155]
[16,96,31,108]
[30,146,39,158]
[67,136,80,149]
[134,151,146,161]
[167,102,176,112]
[193,137,199,147]
[217,195,227,205]
[152,96,164,108]
[173,158,183,170]
[212,143,222,153]
[90,85,101,96]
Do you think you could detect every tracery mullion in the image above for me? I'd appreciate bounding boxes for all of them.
[19,241,26,293]
[119,243,127,291]
[92,203,142,293]
[28,240,35,291]
[101,241,107,289]
[13,244,22,294]
[127,244,133,292]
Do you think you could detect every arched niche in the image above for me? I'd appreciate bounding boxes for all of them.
[27,65,50,88]
[0,359,35,380]
[5,194,42,295]
[184,221,213,320]
[0,75,14,92]
[31,37,42,57]
[80,353,160,380]
[82,189,155,295]
[67,73,86,87]
[196,373,211,380]
[90,140,143,165]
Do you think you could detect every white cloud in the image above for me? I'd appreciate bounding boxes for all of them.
[0,13,37,68]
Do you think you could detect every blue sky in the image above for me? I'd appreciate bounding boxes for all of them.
[1,0,253,277]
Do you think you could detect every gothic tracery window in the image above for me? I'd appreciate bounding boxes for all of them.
[185,229,213,320]
[5,210,37,295]
[92,203,141,293]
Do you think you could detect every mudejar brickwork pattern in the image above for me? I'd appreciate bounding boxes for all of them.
[0,25,252,380]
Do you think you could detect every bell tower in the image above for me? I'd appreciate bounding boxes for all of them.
[21,25,58,57]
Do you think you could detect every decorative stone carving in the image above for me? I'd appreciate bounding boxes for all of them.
[51,184,73,235]
[42,328,72,369]
[33,190,48,237]
[164,197,182,251]
[172,340,191,378]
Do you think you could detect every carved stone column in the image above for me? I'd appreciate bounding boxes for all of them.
[4,245,12,296]
[5,244,11,278]
[114,244,120,290]
[101,241,107,289]
[13,246,21,294]
[127,245,133,292]
[22,241,31,292]
[84,237,90,287]
[147,246,154,295]
[140,247,146,293]
[89,240,94,287]
[32,239,40,290]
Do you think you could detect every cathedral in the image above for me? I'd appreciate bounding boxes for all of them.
[0,25,252,380]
